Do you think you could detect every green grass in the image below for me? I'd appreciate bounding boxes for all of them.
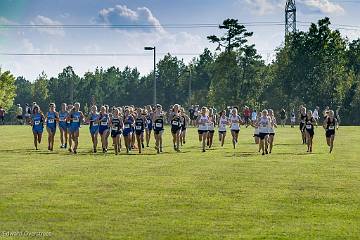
[1,125,360,239]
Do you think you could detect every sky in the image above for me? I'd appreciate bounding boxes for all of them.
[0,0,359,80]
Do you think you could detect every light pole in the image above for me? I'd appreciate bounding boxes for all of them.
[144,46,156,105]
[186,68,192,107]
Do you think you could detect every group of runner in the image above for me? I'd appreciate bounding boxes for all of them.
[25,102,339,155]
[298,106,338,153]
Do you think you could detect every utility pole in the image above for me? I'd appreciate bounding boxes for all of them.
[144,46,156,106]
[285,0,296,36]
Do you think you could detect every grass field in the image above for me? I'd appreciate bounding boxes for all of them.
[1,125,360,239]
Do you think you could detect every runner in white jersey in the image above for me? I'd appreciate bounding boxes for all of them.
[197,107,209,152]
[252,115,260,145]
[207,108,216,148]
[229,108,244,149]
[256,109,270,155]
[267,109,277,154]
[218,110,228,147]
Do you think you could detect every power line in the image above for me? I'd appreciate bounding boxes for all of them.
[0,22,289,29]
[0,52,204,57]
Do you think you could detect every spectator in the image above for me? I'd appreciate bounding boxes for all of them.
[0,106,5,125]
[243,106,251,127]
[25,103,31,124]
[16,104,24,125]
[188,105,195,126]
[312,106,320,127]
[280,108,287,127]
[251,109,257,123]
[290,109,296,128]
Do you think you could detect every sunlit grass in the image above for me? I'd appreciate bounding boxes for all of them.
[0,125,359,239]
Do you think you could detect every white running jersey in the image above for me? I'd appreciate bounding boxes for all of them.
[230,114,241,130]
[208,117,215,131]
[268,117,276,133]
[258,117,270,133]
[254,126,260,135]
[198,115,209,131]
[218,116,228,132]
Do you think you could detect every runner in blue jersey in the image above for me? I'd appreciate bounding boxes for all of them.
[123,108,135,154]
[145,106,153,147]
[66,104,73,151]
[30,105,44,150]
[58,103,69,149]
[67,102,84,154]
[98,106,110,153]
[45,103,59,151]
[88,105,99,153]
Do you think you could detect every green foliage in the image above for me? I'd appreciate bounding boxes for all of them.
[0,68,16,110]
[6,17,360,124]
[32,72,49,110]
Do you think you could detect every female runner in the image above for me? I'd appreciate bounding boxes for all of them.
[145,106,153,147]
[229,108,244,149]
[299,106,307,144]
[123,108,135,154]
[257,110,270,155]
[58,103,69,149]
[207,108,216,148]
[110,108,123,155]
[197,107,209,152]
[30,105,44,150]
[170,104,182,152]
[68,103,84,154]
[98,106,110,153]
[303,110,316,153]
[45,103,59,151]
[180,107,190,145]
[135,108,146,153]
[218,110,228,147]
[323,110,338,153]
[153,104,165,154]
[88,105,99,153]
[267,109,277,154]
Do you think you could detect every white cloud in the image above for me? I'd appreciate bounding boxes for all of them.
[299,0,345,15]
[30,15,65,37]
[0,17,16,36]
[243,0,345,15]
[96,5,165,33]
[244,0,277,15]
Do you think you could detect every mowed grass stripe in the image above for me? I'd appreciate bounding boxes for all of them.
[0,126,360,239]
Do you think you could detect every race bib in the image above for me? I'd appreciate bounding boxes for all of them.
[59,117,65,122]
[92,122,98,127]
[124,124,130,129]
[101,122,108,126]
[73,118,79,123]
[231,123,239,129]
[48,119,54,124]
[136,126,142,130]
[172,121,179,126]
[112,127,118,131]
[306,125,312,129]
[328,126,335,130]
[155,123,162,128]
[34,120,40,125]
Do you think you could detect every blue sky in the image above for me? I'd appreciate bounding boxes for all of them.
[0,0,359,80]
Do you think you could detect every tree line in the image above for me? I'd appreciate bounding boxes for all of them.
[1,17,360,124]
